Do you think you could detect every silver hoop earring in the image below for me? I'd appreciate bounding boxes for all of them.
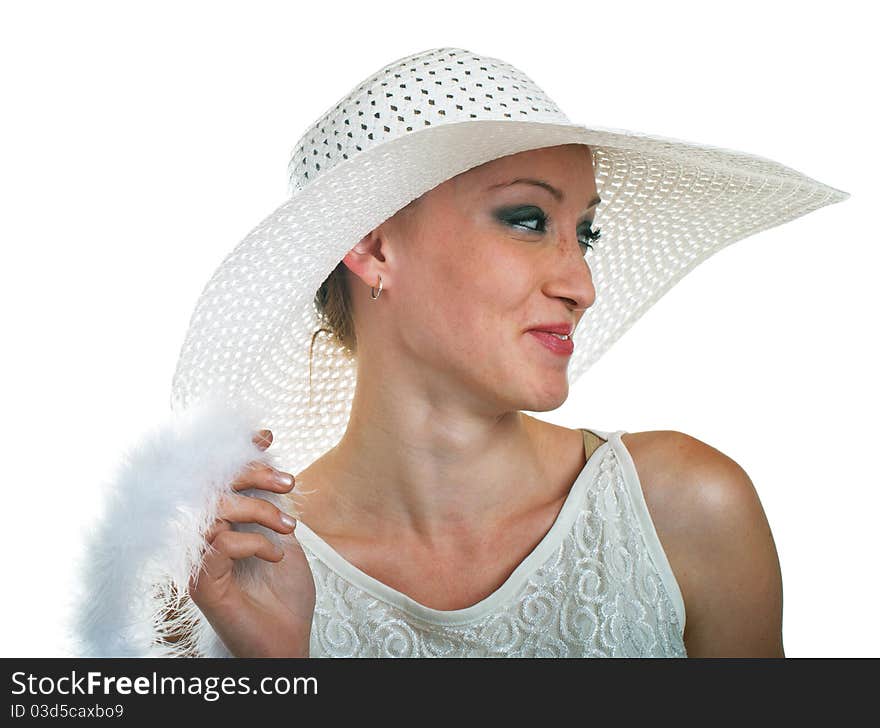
[370,274,383,300]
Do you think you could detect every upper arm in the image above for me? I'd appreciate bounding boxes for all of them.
[669,432,785,657]
[623,430,785,657]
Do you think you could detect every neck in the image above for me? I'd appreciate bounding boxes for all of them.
[295,386,550,549]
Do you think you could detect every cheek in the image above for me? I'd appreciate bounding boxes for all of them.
[425,240,531,346]
[467,238,534,309]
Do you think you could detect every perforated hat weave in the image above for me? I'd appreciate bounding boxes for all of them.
[169,46,849,475]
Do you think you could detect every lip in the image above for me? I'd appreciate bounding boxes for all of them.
[528,330,574,356]
[527,322,573,336]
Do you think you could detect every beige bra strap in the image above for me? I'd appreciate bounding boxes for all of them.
[580,428,607,461]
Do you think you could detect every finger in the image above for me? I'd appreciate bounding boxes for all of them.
[230,460,295,494]
[216,492,297,535]
[252,429,273,451]
[211,530,285,564]
[203,517,233,545]
[190,531,284,606]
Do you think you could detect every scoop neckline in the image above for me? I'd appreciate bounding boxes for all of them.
[293,431,615,626]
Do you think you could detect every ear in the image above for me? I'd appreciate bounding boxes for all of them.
[341,228,389,292]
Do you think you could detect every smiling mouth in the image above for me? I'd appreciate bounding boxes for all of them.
[529,329,571,340]
[528,330,574,356]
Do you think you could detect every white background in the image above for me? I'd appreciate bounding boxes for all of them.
[1,0,875,658]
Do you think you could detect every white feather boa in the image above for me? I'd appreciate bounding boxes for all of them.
[67,396,295,657]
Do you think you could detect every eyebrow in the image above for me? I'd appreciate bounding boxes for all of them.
[488,178,602,210]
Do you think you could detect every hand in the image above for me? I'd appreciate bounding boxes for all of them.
[187,430,316,657]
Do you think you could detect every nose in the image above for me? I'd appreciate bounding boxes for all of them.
[544,234,597,313]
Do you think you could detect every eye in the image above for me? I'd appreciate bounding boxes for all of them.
[498,205,602,256]
[578,225,602,255]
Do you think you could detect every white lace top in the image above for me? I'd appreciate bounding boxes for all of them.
[295,429,687,658]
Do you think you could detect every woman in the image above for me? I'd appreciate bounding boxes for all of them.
[71,46,848,659]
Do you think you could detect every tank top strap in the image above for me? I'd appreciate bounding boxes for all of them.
[578,427,608,461]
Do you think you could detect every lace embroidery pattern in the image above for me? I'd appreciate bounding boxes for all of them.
[300,443,686,657]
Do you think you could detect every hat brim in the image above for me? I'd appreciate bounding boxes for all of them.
[169,118,849,472]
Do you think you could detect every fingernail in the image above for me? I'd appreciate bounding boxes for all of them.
[280,513,297,529]
[274,471,293,487]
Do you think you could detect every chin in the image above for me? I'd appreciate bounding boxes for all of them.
[519,383,570,413]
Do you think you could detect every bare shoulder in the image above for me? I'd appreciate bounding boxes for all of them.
[619,430,785,657]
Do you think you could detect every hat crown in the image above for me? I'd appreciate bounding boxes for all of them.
[286,47,570,195]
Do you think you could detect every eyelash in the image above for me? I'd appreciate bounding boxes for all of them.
[503,208,602,255]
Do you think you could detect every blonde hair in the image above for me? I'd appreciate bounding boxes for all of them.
[307,261,356,408]
[311,260,357,355]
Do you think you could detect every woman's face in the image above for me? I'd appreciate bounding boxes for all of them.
[352,143,600,414]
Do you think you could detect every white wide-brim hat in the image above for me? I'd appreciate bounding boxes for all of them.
[169,46,849,475]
